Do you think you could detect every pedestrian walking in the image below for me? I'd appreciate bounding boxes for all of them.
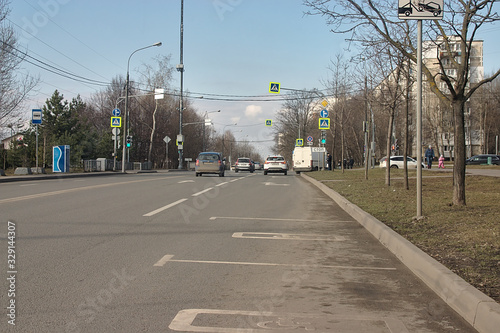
[425,145,435,169]
[438,155,445,169]
[327,153,332,170]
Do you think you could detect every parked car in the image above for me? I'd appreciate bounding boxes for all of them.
[195,152,225,177]
[264,155,288,175]
[465,154,500,165]
[253,162,262,170]
[234,157,254,173]
[379,156,425,169]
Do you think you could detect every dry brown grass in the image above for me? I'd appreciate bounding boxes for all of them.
[309,167,500,302]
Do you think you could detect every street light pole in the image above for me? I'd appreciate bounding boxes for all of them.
[177,0,185,169]
[121,42,162,173]
[203,110,220,152]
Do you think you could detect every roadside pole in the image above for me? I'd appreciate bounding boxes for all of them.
[416,20,423,218]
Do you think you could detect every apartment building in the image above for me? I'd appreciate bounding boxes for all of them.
[422,36,484,159]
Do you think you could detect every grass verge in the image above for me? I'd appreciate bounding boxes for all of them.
[308,167,500,302]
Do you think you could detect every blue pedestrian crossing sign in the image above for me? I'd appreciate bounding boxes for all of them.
[296,138,304,147]
[265,119,272,127]
[269,82,280,94]
[319,118,330,130]
[111,117,122,127]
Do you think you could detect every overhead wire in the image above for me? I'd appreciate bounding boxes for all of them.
[7,18,113,83]
[21,0,125,73]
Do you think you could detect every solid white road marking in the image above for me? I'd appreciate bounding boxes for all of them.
[209,216,352,223]
[153,254,174,267]
[215,182,228,187]
[143,198,188,217]
[192,187,213,197]
[263,182,290,186]
[232,232,346,241]
[154,254,395,271]
[168,309,409,332]
[178,180,195,183]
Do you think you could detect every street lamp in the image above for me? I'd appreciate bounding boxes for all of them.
[203,110,220,151]
[121,42,162,173]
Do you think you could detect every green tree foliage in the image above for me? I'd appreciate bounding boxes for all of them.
[33,90,94,166]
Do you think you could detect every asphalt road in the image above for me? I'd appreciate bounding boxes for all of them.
[0,171,476,332]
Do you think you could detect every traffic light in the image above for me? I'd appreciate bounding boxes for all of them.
[126,135,133,148]
[320,131,326,144]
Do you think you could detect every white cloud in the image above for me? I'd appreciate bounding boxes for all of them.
[245,105,263,118]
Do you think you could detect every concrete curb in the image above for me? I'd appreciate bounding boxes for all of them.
[0,171,127,183]
[301,173,500,333]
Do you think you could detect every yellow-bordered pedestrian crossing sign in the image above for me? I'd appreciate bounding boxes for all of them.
[319,118,330,129]
[296,138,304,146]
[269,82,280,94]
[111,117,122,127]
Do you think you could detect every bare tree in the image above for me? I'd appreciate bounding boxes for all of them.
[370,45,405,185]
[138,55,174,163]
[274,90,321,162]
[304,0,500,206]
[0,0,38,132]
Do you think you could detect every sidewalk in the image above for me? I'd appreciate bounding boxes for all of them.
[302,173,500,333]
[465,168,500,177]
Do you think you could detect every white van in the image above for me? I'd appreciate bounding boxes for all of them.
[292,147,313,174]
[293,147,326,174]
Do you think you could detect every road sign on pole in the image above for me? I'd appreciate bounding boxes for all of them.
[111,117,122,127]
[112,108,121,117]
[320,109,329,118]
[32,109,42,124]
[269,82,280,94]
[398,0,443,20]
[319,118,330,130]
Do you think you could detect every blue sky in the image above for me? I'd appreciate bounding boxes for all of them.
[8,0,500,157]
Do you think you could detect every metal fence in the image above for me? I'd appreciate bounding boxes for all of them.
[83,159,152,172]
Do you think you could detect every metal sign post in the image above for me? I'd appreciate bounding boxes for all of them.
[32,109,42,173]
[398,0,443,218]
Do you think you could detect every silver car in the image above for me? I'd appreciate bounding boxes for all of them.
[195,152,225,177]
[264,155,288,175]
[234,157,254,173]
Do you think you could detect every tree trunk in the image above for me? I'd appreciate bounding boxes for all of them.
[385,112,394,186]
[452,99,466,205]
[148,101,158,162]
